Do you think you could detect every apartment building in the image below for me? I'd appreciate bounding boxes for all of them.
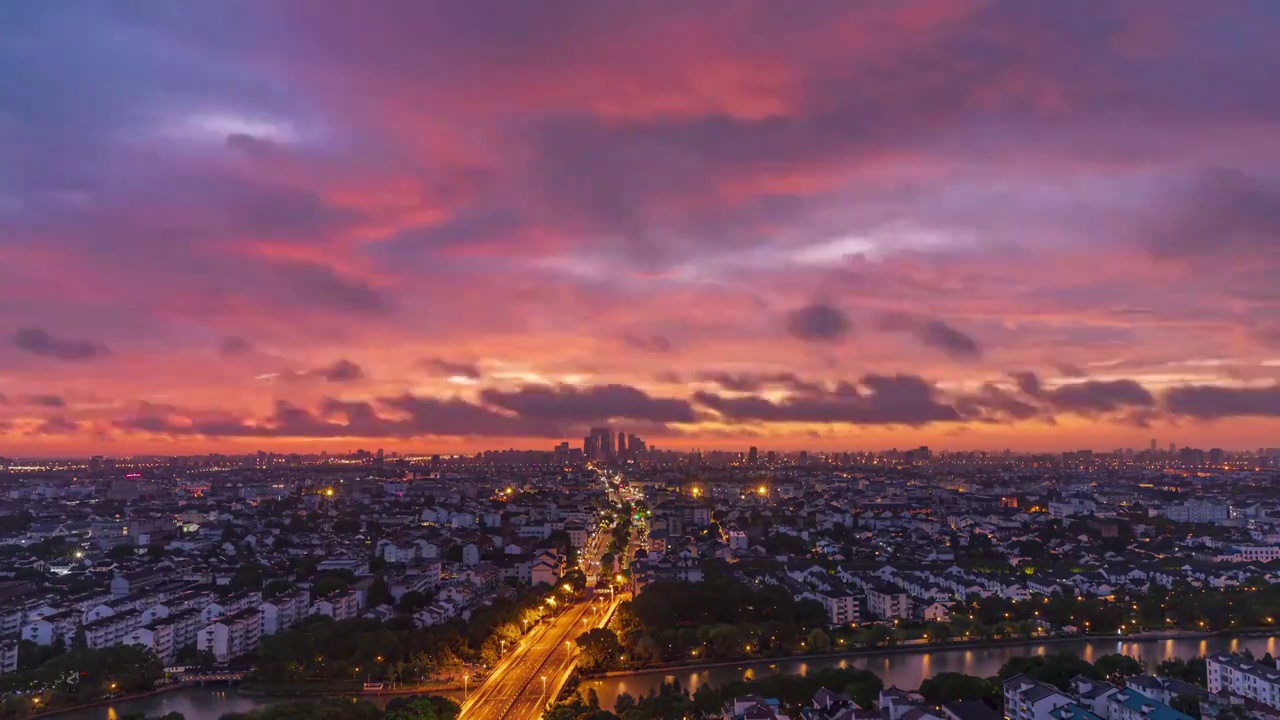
[1003,675,1074,720]
[0,640,17,676]
[1105,689,1194,720]
[866,584,913,620]
[197,608,263,662]
[261,590,310,635]
[1208,652,1280,709]
[310,590,359,620]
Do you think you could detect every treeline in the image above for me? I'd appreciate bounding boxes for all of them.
[219,696,458,720]
[0,645,164,719]
[251,591,546,686]
[552,667,883,720]
[948,576,1280,636]
[579,572,830,670]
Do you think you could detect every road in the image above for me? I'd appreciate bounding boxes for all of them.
[461,594,613,720]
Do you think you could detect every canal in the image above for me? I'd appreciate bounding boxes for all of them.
[46,635,1280,720]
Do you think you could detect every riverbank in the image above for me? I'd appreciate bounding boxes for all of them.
[238,681,465,697]
[578,629,1257,680]
[29,682,189,720]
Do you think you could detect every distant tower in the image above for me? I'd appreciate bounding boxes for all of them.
[618,431,627,456]
[747,446,758,464]
[1150,439,1157,453]
[799,450,808,466]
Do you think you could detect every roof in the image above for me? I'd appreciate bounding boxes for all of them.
[943,701,999,720]
[1108,690,1194,720]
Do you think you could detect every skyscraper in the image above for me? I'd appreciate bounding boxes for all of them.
[747,446,758,464]
[618,431,627,456]
[1150,439,1157,452]
[589,426,613,460]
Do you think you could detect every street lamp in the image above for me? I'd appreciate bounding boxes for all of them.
[463,673,470,699]
[541,675,548,696]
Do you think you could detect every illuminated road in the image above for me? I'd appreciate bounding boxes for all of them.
[461,595,614,720]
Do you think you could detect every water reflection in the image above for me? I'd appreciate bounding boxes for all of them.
[585,635,1280,713]
[48,635,1280,720]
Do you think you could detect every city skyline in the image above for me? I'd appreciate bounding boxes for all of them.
[4,2,1280,456]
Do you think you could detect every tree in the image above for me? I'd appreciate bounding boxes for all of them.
[805,628,831,652]
[1157,657,1208,687]
[919,673,998,705]
[999,652,1097,691]
[1170,695,1202,720]
[397,591,430,613]
[264,580,292,599]
[1094,653,1144,681]
[576,628,622,674]
[367,576,394,607]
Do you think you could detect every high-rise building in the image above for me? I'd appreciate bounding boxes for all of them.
[1169,442,1176,454]
[627,434,643,454]
[799,450,809,465]
[1150,439,1157,453]
[767,450,776,464]
[583,435,596,460]
[747,446,758,464]
[618,431,627,456]
[588,426,613,460]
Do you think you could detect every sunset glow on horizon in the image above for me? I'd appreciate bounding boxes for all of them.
[2,1,1280,456]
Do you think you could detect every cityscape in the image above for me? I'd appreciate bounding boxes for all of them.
[5,2,1280,720]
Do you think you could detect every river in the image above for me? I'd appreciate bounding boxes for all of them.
[45,636,1280,720]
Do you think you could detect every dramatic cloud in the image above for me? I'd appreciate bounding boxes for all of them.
[218,336,255,358]
[621,334,675,354]
[481,384,697,423]
[1010,371,1043,397]
[311,359,365,383]
[5,2,1280,452]
[269,261,395,317]
[785,304,852,343]
[26,395,65,408]
[11,327,107,361]
[698,372,821,394]
[35,417,79,435]
[1165,384,1280,419]
[694,374,960,425]
[419,358,482,380]
[1153,169,1280,262]
[1045,380,1156,414]
[879,313,982,360]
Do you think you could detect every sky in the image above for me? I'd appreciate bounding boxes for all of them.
[2,0,1280,457]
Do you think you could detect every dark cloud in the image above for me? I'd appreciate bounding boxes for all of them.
[218,336,255,358]
[311,359,365,383]
[694,374,960,425]
[621,334,675,354]
[27,394,65,408]
[1044,379,1156,413]
[1165,384,1280,419]
[1153,168,1280,261]
[269,260,395,316]
[419,358,482,379]
[225,132,276,161]
[1056,363,1087,378]
[1011,371,1043,396]
[34,416,79,435]
[698,372,822,394]
[481,383,697,423]
[11,326,108,361]
[955,383,1041,423]
[785,304,852,343]
[116,393,554,438]
[879,313,982,360]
